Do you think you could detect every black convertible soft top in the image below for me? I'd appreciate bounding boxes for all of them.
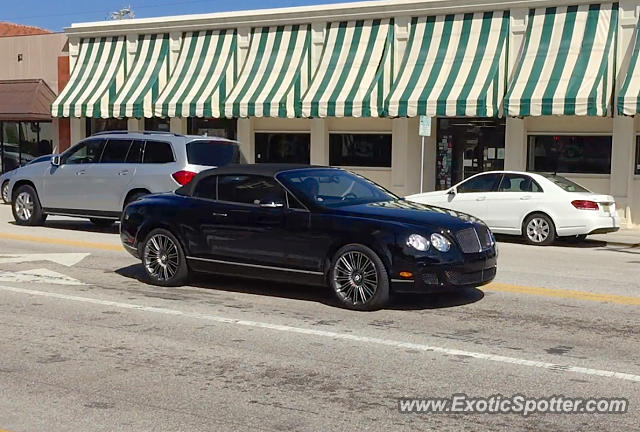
[175,163,329,196]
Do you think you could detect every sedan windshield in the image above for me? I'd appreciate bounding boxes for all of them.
[278,168,397,207]
[539,173,590,193]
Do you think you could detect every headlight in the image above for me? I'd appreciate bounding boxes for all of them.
[407,234,429,251]
[430,233,451,252]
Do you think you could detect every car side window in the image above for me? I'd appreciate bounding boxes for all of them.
[217,175,286,206]
[498,174,543,192]
[193,176,218,200]
[143,140,175,164]
[457,173,502,193]
[63,139,106,165]
[101,139,132,163]
[125,140,145,163]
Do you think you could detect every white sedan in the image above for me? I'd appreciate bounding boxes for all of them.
[406,171,620,245]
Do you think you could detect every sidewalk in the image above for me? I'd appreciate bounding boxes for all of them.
[589,228,640,247]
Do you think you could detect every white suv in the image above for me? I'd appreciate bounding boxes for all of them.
[9,131,241,226]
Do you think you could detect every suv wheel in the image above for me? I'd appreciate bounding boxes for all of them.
[12,185,46,226]
[1,181,9,204]
[142,228,189,287]
[329,244,390,311]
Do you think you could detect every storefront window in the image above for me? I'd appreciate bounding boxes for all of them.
[87,118,127,136]
[188,118,237,139]
[436,118,505,190]
[329,134,391,167]
[145,118,170,132]
[255,133,310,164]
[1,121,54,173]
[527,135,612,174]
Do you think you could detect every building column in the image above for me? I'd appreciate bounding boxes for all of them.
[505,117,526,171]
[611,116,635,225]
[128,118,143,131]
[391,117,425,196]
[169,118,187,134]
[70,118,85,145]
[237,118,254,163]
[310,119,328,165]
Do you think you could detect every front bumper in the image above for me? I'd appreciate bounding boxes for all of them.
[390,251,497,294]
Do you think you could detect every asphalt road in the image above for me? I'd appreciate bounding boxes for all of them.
[0,208,638,431]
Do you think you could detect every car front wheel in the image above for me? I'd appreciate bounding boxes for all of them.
[1,181,10,204]
[142,228,189,287]
[12,184,46,226]
[523,213,556,246]
[329,244,390,311]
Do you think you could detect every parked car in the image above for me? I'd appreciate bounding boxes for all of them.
[1,155,52,204]
[406,171,620,246]
[120,165,497,311]
[9,131,242,226]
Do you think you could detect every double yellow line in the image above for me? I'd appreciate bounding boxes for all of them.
[1,231,639,307]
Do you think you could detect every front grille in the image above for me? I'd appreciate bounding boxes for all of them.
[475,225,494,249]
[421,272,439,285]
[445,267,496,286]
[455,228,482,253]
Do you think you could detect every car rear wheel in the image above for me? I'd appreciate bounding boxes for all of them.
[12,185,46,226]
[329,244,389,311]
[142,228,189,287]
[1,181,9,204]
[523,213,555,246]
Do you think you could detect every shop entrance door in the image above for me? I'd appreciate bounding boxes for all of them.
[435,118,505,190]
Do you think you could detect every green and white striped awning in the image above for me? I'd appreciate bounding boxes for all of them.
[386,11,509,118]
[505,4,617,117]
[301,19,393,118]
[155,30,237,118]
[225,25,310,118]
[111,34,170,118]
[51,37,127,118]
[618,17,640,115]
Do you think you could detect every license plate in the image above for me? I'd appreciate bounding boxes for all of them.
[601,204,611,213]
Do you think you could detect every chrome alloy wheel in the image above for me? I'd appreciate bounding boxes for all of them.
[14,191,34,222]
[333,251,378,305]
[1,182,9,203]
[144,234,180,281]
[526,217,550,244]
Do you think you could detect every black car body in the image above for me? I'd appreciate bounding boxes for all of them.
[121,164,497,310]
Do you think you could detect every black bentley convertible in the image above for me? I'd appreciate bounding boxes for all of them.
[120,164,497,310]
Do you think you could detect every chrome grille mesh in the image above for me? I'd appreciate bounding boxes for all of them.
[455,228,482,253]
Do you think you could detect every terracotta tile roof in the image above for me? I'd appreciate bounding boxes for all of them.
[0,22,51,37]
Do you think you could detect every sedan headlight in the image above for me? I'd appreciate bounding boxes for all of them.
[430,233,451,252]
[407,234,429,251]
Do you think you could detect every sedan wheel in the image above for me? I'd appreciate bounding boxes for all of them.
[330,244,389,311]
[524,214,556,246]
[142,229,189,286]
[1,181,9,204]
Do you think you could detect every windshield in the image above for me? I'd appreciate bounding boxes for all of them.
[540,174,590,193]
[277,168,397,208]
[186,140,239,167]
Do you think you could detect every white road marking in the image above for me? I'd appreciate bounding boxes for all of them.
[0,284,638,383]
[0,269,84,286]
[0,253,90,267]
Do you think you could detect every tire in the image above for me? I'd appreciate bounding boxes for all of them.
[124,191,148,209]
[141,228,189,287]
[329,244,390,311]
[90,218,115,228]
[1,181,10,204]
[12,184,46,226]
[523,213,556,246]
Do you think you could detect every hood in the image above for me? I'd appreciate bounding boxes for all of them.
[334,199,483,230]
[405,190,449,200]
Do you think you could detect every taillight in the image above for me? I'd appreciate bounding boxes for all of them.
[571,200,599,210]
[172,170,197,186]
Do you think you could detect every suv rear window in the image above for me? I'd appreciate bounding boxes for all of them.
[187,140,239,167]
[143,140,174,164]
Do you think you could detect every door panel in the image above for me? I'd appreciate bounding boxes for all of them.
[484,174,543,231]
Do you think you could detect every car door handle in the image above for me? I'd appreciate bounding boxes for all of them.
[75,170,86,176]
[475,196,486,201]
[212,212,227,217]
[118,170,129,176]
[520,196,532,200]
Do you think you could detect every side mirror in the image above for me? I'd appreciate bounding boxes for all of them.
[51,155,61,167]
[447,187,457,195]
